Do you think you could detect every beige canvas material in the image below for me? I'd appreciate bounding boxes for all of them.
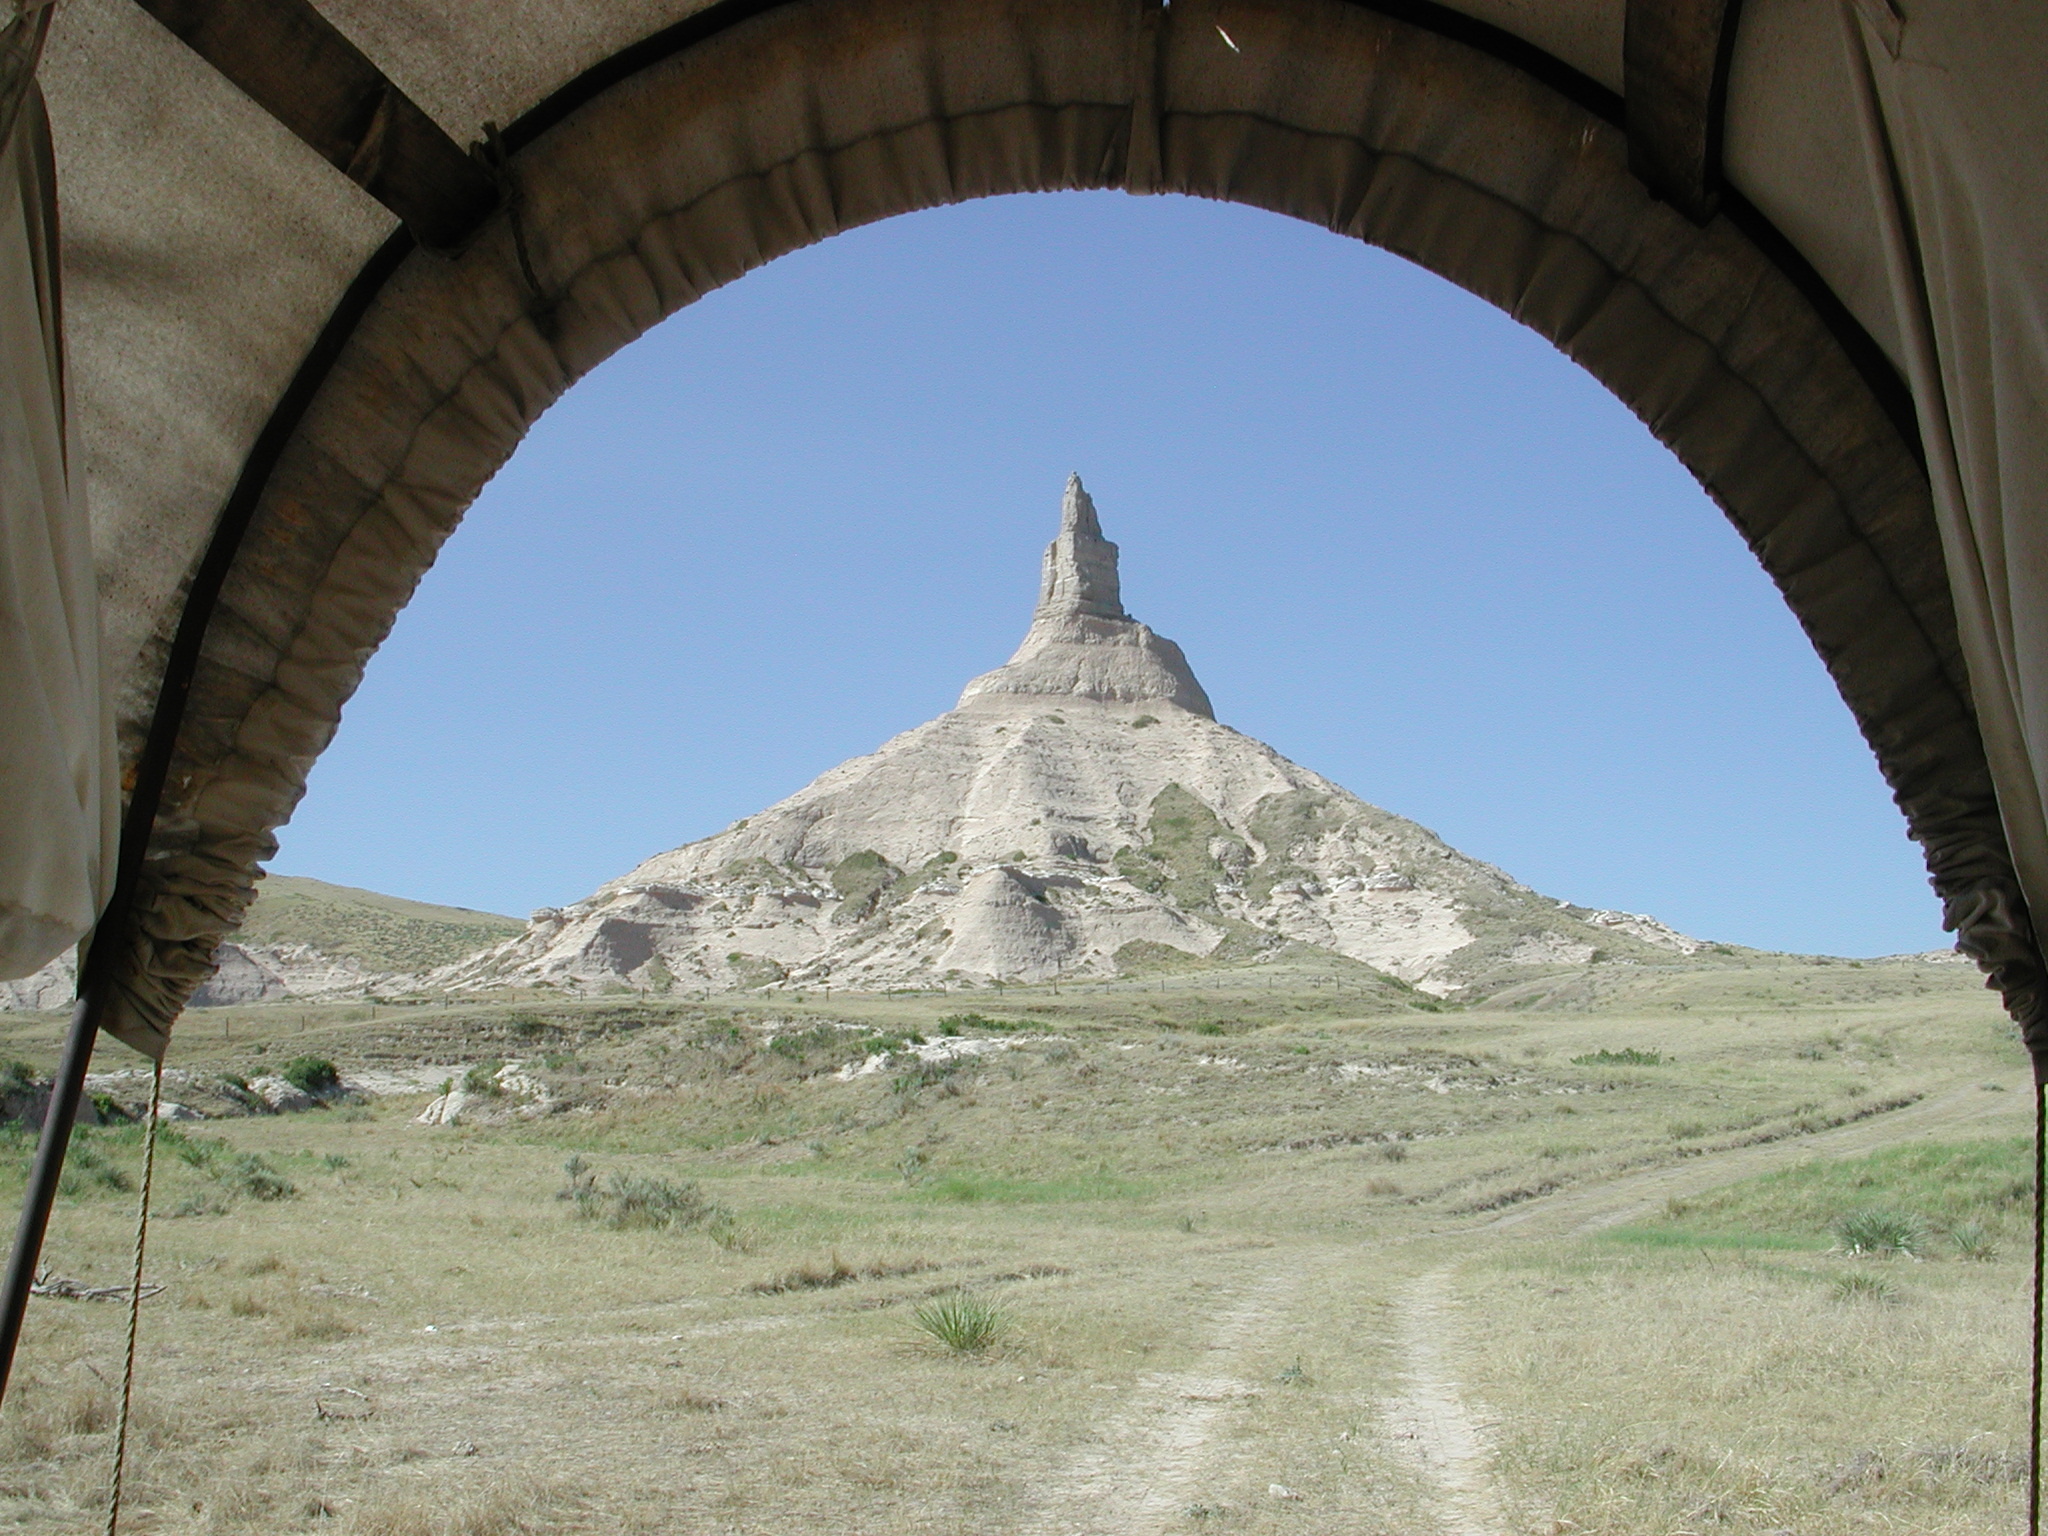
[39,0,396,754]
[0,83,113,981]
[79,0,2023,1056]
[1841,0,2048,1061]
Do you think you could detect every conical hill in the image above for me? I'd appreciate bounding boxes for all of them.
[443,478,1697,997]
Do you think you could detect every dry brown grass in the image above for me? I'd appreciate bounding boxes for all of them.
[339,1478,577,1536]
[1464,1237,2028,1533]
[743,1254,939,1294]
[0,955,2026,1533]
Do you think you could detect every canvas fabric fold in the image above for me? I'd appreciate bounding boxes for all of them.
[1841,0,2048,1067]
[0,80,113,982]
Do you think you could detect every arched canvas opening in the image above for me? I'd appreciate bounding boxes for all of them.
[96,0,2033,1056]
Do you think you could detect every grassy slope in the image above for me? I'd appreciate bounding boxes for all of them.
[0,954,2029,1535]
[234,875,523,974]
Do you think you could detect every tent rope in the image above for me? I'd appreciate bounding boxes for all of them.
[2033,1077,2044,1536]
[104,1058,162,1536]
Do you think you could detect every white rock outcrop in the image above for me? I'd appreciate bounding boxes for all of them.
[958,476,1213,716]
[247,1075,316,1112]
[441,478,1700,997]
[2,937,404,1013]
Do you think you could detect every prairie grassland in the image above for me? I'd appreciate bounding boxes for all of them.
[0,953,2030,1534]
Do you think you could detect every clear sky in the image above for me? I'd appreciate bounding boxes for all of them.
[271,191,1950,957]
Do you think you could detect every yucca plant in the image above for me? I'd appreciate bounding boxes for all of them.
[1835,1208,1928,1257]
[1950,1221,1999,1262]
[912,1293,1004,1353]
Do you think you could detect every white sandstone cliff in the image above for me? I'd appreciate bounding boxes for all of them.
[440,477,1699,997]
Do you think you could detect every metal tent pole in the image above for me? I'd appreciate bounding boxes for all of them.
[0,988,104,1399]
[2031,1076,2045,1536]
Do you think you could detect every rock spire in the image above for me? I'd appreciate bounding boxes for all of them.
[958,476,1215,717]
[1039,474,1125,620]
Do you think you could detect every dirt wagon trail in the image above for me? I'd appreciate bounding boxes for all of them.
[1017,1269,1302,1536]
[1368,1079,2027,1535]
[1386,1268,1509,1536]
[1015,1081,2027,1536]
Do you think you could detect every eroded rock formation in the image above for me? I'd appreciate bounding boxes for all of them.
[441,478,1699,996]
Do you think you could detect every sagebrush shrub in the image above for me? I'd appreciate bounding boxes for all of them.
[567,1167,712,1231]
[281,1056,339,1095]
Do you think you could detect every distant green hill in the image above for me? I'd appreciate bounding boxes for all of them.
[238,876,524,975]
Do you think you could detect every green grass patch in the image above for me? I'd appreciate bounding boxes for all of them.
[935,1013,1027,1035]
[163,1130,296,1201]
[1601,1224,1818,1252]
[917,1171,1146,1204]
[1638,1137,2031,1248]
[1571,1048,1664,1067]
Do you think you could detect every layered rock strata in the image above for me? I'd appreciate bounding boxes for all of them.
[441,478,1699,996]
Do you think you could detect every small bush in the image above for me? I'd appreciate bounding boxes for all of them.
[1571,1048,1663,1067]
[768,1025,845,1063]
[224,1154,295,1201]
[571,1170,712,1231]
[912,1293,1004,1353]
[558,1154,597,1204]
[891,1058,963,1095]
[657,1388,727,1413]
[705,1208,750,1252]
[1836,1208,1928,1256]
[168,1131,217,1170]
[285,1305,358,1342]
[463,1061,504,1097]
[1831,1271,1900,1303]
[1950,1221,1999,1261]
[169,1138,293,1201]
[281,1056,340,1095]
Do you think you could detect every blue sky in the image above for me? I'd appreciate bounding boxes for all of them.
[271,191,1949,957]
